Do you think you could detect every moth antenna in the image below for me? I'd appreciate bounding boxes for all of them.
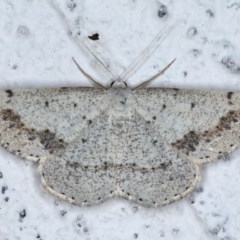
[72,57,107,90]
[133,58,176,90]
[48,0,116,82]
[120,24,175,83]
[79,40,116,81]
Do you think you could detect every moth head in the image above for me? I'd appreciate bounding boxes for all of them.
[110,81,128,89]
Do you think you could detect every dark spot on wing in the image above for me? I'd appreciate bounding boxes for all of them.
[66,161,80,170]
[218,111,239,130]
[191,103,195,109]
[171,88,179,98]
[172,110,240,155]
[227,92,234,100]
[152,139,158,145]
[87,119,92,125]
[0,108,66,154]
[0,109,20,122]
[5,90,14,97]
[159,161,172,170]
[172,131,200,153]
[37,129,66,153]
[45,101,49,107]
[74,103,77,108]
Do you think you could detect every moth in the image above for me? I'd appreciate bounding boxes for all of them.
[0,22,240,207]
[0,53,239,208]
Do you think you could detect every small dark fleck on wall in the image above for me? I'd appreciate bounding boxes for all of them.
[0,172,2,179]
[17,25,30,37]
[4,197,9,202]
[67,0,77,11]
[191,103,195,109]
[19,209,26,220]
[12,64,17,70]
[221,56,240,73]
[88,33,99,40]
[227,2,240,10]
[60,210,67,216]
[157,3,168,18]
[195,186,203,193]
[192,49,201,57]
[133,233,139,239]
[36,233,41,239]
[218,151,230,161]
[172,228,180,235]
[187,27,198,37]
[45,101,49,107]
[1,185,8,194]
[206,9,214,17]
[189,196,195,204]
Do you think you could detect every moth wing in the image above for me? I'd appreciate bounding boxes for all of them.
[0,88,108,162]
[39,113,116,206]
[134,88,240,164]
[113,113,200,207]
